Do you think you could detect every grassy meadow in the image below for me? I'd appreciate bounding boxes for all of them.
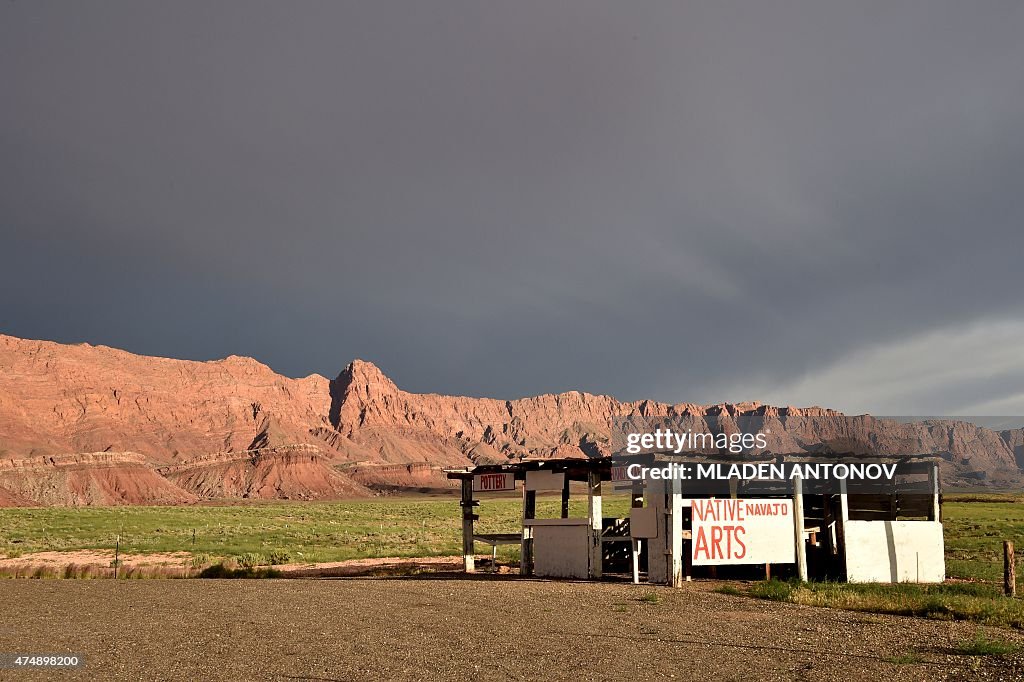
[3,492,1024,629]
[0,494,632,565]
[719,495,1024,630]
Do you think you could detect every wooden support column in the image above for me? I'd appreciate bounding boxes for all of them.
[1005,541,1017,597]
[460,478,476,573]
[669,475,683,587]
[837,479,850,580]
[631,479,644,584]
[929,462,941,522]
[520,485,536,576]
[793,475,808,582]
[560,471,571,518]
[588,469,603,579]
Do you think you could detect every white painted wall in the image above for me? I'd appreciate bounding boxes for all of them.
[844,521,945,583]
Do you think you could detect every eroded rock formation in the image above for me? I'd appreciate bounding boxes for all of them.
[1,333,1021,505]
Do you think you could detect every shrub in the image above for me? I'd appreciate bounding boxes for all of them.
[236,552,265,569]
[197,563,282,579]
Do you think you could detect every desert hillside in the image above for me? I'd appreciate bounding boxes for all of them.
[0,333,1020,505]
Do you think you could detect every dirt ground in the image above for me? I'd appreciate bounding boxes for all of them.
[1,578,1022,681]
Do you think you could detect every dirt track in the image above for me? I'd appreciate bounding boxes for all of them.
[1,578,1022,681]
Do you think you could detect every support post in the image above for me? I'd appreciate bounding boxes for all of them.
[837,479,849,579]
[793,475,807,582]
[1005,540,1016,597]
[631,539,641,584]
[460,478,476,573]
[669,475,683,587]
[929,462,941,522]
[588,469,603,579]
[520,487,536,576]
[560,471,570,518]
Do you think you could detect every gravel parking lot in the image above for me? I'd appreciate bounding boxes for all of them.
[1,577,1022,681]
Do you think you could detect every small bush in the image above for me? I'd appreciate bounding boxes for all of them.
[190,553,211,568]
[236,552,265,569]
[267,550,291,565]
[197,563,282,579]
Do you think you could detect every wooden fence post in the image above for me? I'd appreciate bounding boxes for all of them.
[1004,540,1016,597]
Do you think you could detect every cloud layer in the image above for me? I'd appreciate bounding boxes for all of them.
[2,2,1023,413]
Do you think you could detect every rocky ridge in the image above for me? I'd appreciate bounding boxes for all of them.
[1,333,1021,505]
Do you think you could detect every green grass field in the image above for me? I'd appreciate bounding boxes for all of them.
[723,495,1024,630]
[943,496,1024,583]
[3,493,1024,628]
[0,495,632,565]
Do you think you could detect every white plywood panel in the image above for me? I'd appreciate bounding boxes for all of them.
[533,524,590,579]
[844,521,945,583]
[525,470,565,491]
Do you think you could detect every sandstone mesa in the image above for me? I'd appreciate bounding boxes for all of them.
[0,333,1020,506]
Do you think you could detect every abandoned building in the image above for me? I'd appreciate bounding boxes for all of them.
[445,454,944,585]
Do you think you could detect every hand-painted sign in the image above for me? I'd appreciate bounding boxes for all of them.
[690,498,795,566]
[473,472,516,493]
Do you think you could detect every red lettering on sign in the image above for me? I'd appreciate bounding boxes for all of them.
[734,526,746,559]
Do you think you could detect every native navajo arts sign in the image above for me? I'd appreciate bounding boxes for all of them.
[473,472,516,493]
[690,498,795,566]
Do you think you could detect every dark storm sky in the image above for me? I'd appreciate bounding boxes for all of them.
[2,2,1024,414]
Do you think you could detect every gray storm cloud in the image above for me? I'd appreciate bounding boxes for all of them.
[2,1,1023,413]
